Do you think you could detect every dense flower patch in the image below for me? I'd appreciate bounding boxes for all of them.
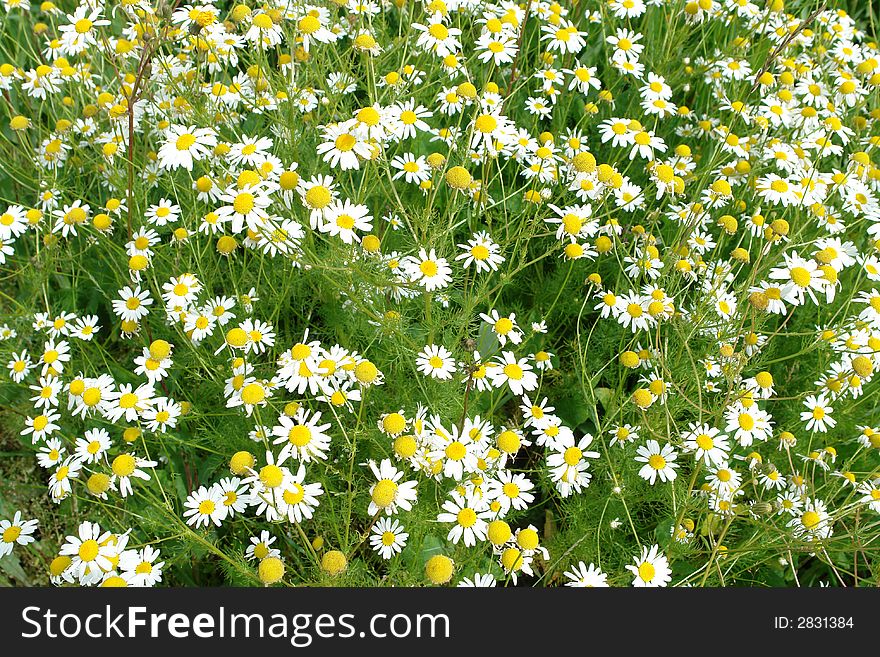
[1,0,880,587]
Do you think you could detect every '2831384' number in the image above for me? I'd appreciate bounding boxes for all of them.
[797,617,853,629]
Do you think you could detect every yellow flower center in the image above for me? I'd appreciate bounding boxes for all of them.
[494,318,513,334]
[305,186,331,208]
[283,484,305,505]
[445,441,466,460]
[457,508,477,527]
[502,482,520,498]
[790,266,812,288]
[260,464,284,488]
[371,479,398,507]
[475,114,498,133]
[298,15,320,33]
[112,454,136,477]
[503,363,523,380]
[638,561,655,582]
[335,134,357,152]
[563,446,582,466]
[176,133,196,150]
[3,526,22,543]
[233,192,255,215]
[428,23,449,39]
[801,510,820,529]
[288,425,312,447]
[78,539,99,561]
[336,214,355,229]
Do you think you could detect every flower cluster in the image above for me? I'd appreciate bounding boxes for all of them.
[2,0,880,588]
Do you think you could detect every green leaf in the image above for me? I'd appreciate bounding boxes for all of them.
[654,517,674,549]
[418,534,444,565]
[555,394,592,429]
[593,387,614,411]
[476,322,500,356]
[0,551,30,585]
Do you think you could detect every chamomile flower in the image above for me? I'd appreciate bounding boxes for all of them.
[216,477,251,517]
[59,521,117,581]
[456,232,505,272]
[38,339,70,376]
[564,561,609,587]
[246,531,281,561]
[475,31,518,66]
[488,351,538,396]
[29,375,61,410]
[427,426,480,481]
[74,428,112,464]
[0,205,27,241]
[275,463,324,523]
[321,199,372,244]
[71,315,100,340]
[635,440,679,484]
[416,344,456,380]
[800,394,836,432]
[110,453,157,497]
[316,119,371,171]
[546,433,599,497]
[59,6,110,56]
[0,512,38,557]
[626,544,671,587]
[367,458,418,515]
[157,125,217,171]
[22,409,61,443]
[857,479,880,513]
[768,253,826,306]
[37,438,65,469]
[391,153,431,184]
[788,498,833,540]
[706,463,743,497]
[413,13,462,58]
[216,182,273,235]
[457,572,497,587]
[271,407,332,463]
[437,492,491,547]
[105,383,154,424]
[132,349,171,384]
[118,545,165,587]
[369,517,408,559]
[487,470,535,514]
[7,351,33,383]
[480,310,523,346]
[724,402,773,446]
[142,397,181,433]
[294,8,338,52]
[113,286,153,323]
[404,248,452,291]
[184,485,228,528]
[681,423,730,466]
[245,11,283,47]
[240,318,276,355]
[540,20,587,55]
